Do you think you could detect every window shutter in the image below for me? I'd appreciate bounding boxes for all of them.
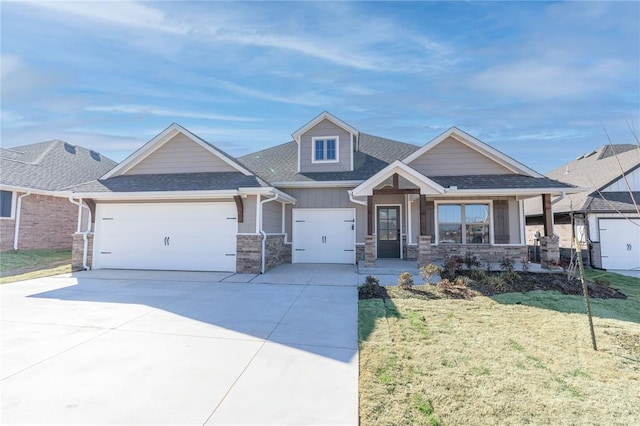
[493,200,510,244]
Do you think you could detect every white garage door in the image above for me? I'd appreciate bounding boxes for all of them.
[94,202,237,272]
[292,209,355,264]
[599,218,640,270]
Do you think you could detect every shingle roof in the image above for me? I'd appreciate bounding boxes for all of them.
[69,172,269,193]
[525,144,640,215]
[0,140,117,191]
[429,175,574,190]
[238,133,420,183]
[586,191,640,213]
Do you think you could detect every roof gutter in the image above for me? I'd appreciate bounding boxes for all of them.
[13,191,31,250]
[348,189,367,206]
[68,196,92,270]
[552,191,567,205]
[259,193,280,274]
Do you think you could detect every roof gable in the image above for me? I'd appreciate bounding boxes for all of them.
[351,160,445,197]
[291,111,359,143]
[103,123,253,179]
[403,127,542,177]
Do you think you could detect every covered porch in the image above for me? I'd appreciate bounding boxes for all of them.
[350,161,561,269]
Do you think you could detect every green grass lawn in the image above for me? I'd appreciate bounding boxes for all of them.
[359,270,640,425]
[0,249,72,284]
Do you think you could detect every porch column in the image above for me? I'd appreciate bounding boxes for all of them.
[542,193,553,236]
[540,236,559,269]
[419,195,427,235]
[365,196,375,266]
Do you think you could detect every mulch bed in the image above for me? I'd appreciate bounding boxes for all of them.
[359,272,628,300]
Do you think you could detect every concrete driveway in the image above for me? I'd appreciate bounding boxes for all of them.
[1,265,358,425]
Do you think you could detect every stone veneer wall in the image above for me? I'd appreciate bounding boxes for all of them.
[236,234,262,274]
[264,234,285,271]
[406,245,418,261]
[364,235,376,267]
[72,233,94,270]
[1,194,78,252]
[355,245,365,263]
[283,243,292,264]
[539,236,560,269]
[431,243,528,264]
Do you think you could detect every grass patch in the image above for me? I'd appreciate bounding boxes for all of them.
[0,249,72,283]
[359,288,640,425]
[0,264,72,284]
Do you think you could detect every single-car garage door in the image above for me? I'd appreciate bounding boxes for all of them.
[599,218,640,270]
[292,208,355,264]
[93,202,237,271]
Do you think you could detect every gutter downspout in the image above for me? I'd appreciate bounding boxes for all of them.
[259,194,280,274]
[348,190,367,206]
[68,196,92,270]
[552,191,566,205]
[13,191,31,250]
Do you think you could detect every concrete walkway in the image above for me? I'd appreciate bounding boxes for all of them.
[1,265,358,425]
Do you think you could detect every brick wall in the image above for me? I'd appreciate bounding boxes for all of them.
[72,233,94,270]
[236,234,262,274]
[283,243,292,263]
[355,244,365,263]
[406,244,418,261]
[1,194,78,252]
[264,234,285,271]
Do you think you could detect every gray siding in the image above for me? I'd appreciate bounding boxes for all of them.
[262,200,282,234]
[408,136,512,176]
[238,195,257,233]
[299,119,352,173]
[282,187,366,243]
[126,134,237,175]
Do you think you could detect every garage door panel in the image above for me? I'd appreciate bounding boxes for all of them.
[292,209,355,264]
[599,219,640,270]
[94,203,237,272]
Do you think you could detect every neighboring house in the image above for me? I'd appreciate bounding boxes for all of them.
[69,112,577,273]
[0,140,117,252]
[525,144,640,270]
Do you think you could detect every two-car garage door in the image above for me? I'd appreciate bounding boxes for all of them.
[292,209,355,264]
[93,202,237,272]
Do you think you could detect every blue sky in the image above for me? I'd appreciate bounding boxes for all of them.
[1,1,638,173]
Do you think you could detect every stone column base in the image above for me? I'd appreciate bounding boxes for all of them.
[236,234,262,274]
[364,235,375,267]
[540,236,560,269]
[417,235,432,267]
[72,233,93,270]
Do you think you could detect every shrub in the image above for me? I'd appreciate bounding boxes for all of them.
[468,268,487,282]
[595,278,611,287]
[463,252,481,269]
[359,275,382,299]
[455,276,472,287]
[521,258,530,272]
[501,270,522,285]
[436,278,454,291]
[500,255,515,272]
[442,255,462,279]
[486,275,510,292]
[420,264,442,283]
[397,272,415,289]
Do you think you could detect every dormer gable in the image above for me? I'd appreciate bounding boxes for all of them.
[403,127,542,177]
[102,123,253,179]
[292,112,360,173]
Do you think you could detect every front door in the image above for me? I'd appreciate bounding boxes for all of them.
[377,206,400,258]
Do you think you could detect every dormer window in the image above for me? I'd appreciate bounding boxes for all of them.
[312,136,339,163]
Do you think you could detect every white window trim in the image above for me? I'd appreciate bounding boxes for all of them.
[0,190,16,220]
[311,136,340,164]
[434,200,494,245]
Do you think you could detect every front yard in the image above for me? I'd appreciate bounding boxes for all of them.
[0,249,72,284]
[359,270,640,425]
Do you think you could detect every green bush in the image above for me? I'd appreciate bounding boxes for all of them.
[468,268,487,281]
[501,270,522,285]
[359,275,382,299]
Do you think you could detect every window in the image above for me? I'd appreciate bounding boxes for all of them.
[312,137,338,163]
[438,203,490,244]
[0,190,13,218]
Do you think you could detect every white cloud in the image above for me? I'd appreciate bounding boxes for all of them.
[23,0,187,34]
[206,79,339,107]
[84,105,261,122]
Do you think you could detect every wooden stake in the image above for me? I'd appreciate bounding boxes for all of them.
[575,236,597,351]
